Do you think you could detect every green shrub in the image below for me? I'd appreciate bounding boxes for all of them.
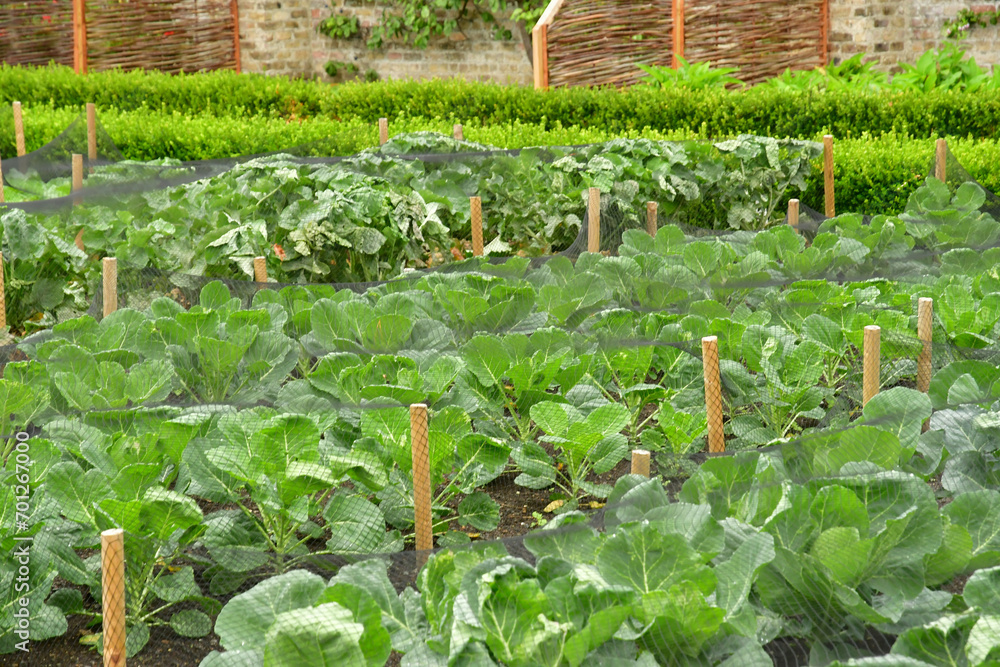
[4,103,1000,218]
[6,65,1000,140]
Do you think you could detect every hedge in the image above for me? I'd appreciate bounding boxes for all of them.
[2,104,997,217]
[5,64,1000,140]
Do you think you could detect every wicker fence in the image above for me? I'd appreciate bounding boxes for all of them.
[2,0,239,73]
[533,0,829,89]
[0,0,74,67]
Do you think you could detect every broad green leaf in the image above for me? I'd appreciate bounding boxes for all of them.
[214,570,327,650]
[597,522,714,595]
[263,602,366,667]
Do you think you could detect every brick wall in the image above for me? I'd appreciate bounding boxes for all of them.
[237,0,533,83]
[828,0,1000,70]
[236,1,1000,83]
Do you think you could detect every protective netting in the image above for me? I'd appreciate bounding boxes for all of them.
[4,113,1000,666]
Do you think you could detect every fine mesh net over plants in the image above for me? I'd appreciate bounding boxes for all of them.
[3,114,1000,667]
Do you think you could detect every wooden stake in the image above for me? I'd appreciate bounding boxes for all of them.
[646,201,657,236]
[788,199,800,233]
[453,123,464,141]
[917,298,933,394]
[73,0,88,74]
[863,325,880,407]
[935,139,947,183]
[100,528,126,667]
[253,256,267,283]
[630,449,650,477]
[72,153,84,192]
[0,252,6,331]
[672,0,685,68]
[588,187,600,253]
[0,157,5,204]
[378,118,388,146]
[12,102,25,157]
[410,403,433,553]
[702,336,725,453]
[470,196,483,257]
[532,23,549,89]
[823,135,835,218]
[230,0,242,73]
[87,103,97,163]
[102,257,117,318]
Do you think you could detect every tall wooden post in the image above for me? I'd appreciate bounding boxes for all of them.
[917,298,933,394]
[72,154,84,192]
[588,187,600,253]
[453,124,464,141]
[631,449,650,477]
[532,23,549,89]
[0,252,6,331]
[863,325,880,407]
[788,199,800,233]
[470,196,483,257]
[253,256,267,283]
[823,135,835,218]
[231,0,242,73]
[73,0,88,75]
[410,403,433,554]
[702,336,725,453]
[935,139,947,183]
[378,118,388,146]
[0,157,5,203]
[102,258,117,318]
[101,529,126,667]
[646,201,658,236]
[86,103,97,164]
[12,102,25,157]
[672,0,685,68]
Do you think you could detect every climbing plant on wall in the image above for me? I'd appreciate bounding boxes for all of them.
[318,0,546,61]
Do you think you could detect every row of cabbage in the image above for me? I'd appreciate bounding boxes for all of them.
[3,178,1000,663]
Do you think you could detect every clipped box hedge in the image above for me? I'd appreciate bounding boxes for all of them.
[4,64,1000,140]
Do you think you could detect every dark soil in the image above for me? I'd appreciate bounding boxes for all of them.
[17,613,222,667]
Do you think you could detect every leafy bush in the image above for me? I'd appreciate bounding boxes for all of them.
[8,63,1000,140]
[637,56,742,90]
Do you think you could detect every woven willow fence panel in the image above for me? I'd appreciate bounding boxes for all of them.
[85,0,237,73]
[543,0,826,88]
[683,0,826,85]
[546,0,676,89]
[0,0,74,67]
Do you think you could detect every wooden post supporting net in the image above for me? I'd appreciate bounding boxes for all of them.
[588,187,600,253]
[788,199,800,233]
[631,450,650,477]
[863,325,880,407]
[87,103,97,163]
[0,252,6,331]
[253,256,267,283]
[72,154,84,193]
[470,196,484,257]
[936,139,948,183]
[410,403,433,554]
[103,258,118,318]
[378,118,389,146]
[101,529,126,667]
[702,336,725,453]
[824,135,835,218]
[646,201,658,237]
[12,102,25,157]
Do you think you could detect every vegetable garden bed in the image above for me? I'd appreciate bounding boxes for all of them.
[0,166,1000,667]
[4,123,1000,665]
